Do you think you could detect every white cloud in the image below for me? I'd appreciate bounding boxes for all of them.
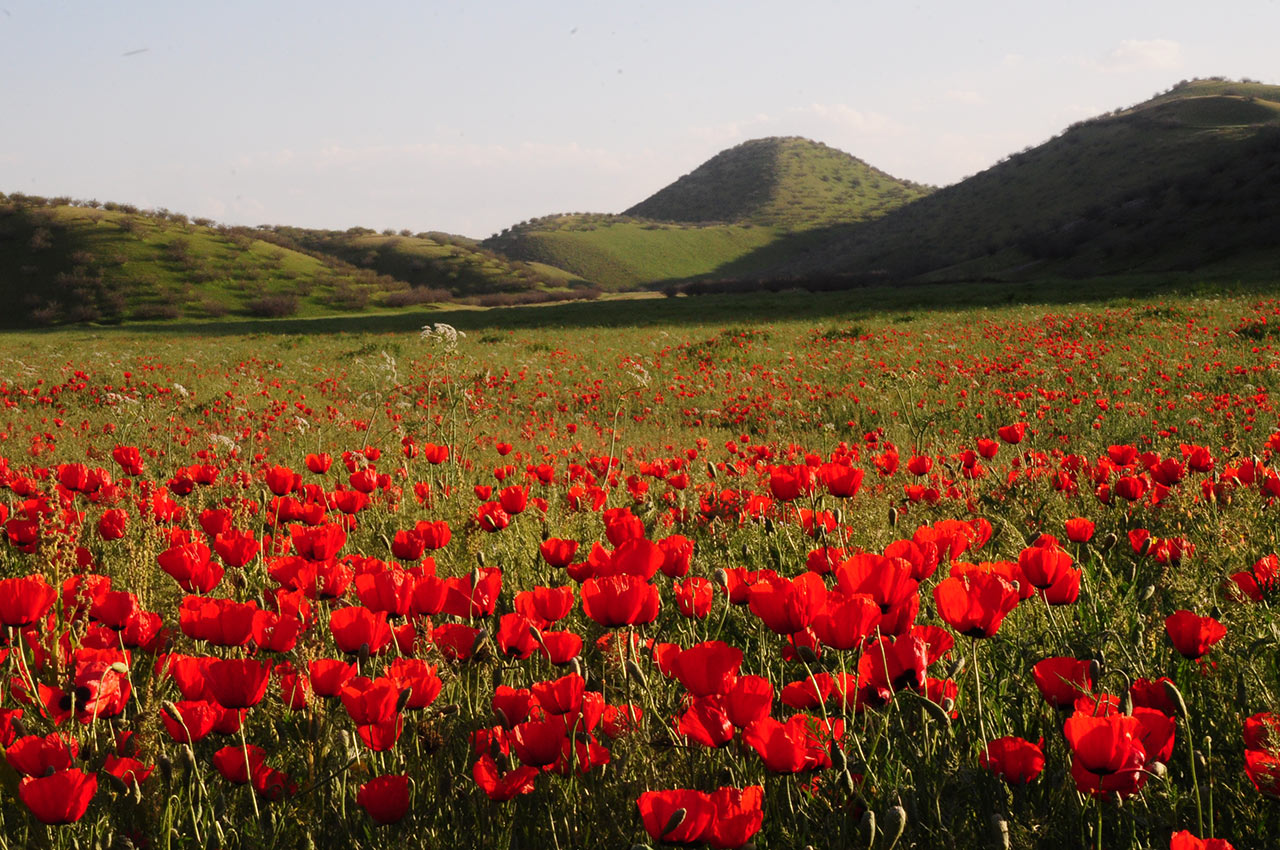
[945,89,985,106]
[1095,39,1183,73]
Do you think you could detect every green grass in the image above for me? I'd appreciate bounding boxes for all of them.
[735,79,1280,286]
[623,136,932,229]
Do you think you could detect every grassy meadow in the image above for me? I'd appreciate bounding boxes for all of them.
[0,284,1279,849]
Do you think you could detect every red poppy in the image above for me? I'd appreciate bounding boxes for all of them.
[1164,610,1226,659]
[980,736,1045,785]
[472,754,539,800]
[329,606,394,655]
[204,658,272,709]
[540,537,580,568]
[724,675,775,729]
[1169,830,1236,850]
[1064,517,1095,543]
[18,768,97,824]
[0,575,57,628]
[747,572,826,635]
[357,774,410,825]
[705,785,764,849]
[673,577,714,619]
[511,715,569,768]
[636,789,716,845]
[933,572,1020,638]
[1032,657,1093,708]
[1017,538,1073,591]
[743,714,840,773]
[1063,711,1148,797]
[581,574,660,626]
[997,422,1027,444]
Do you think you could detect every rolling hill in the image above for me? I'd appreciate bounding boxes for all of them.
[718,79,1280,288]
[483,137,932,289]
[0,198,591,327]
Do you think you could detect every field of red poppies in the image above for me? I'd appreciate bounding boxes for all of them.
[1,294,1279,849]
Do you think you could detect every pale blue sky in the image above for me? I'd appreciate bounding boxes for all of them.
[3,1,1278,238]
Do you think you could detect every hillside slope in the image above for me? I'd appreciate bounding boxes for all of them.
[485,136,931,288]
[0,197,590,326]
[734,79,1280,285]
[623,136,931,229]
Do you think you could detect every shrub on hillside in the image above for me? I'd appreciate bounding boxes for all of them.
[245,294,300,318]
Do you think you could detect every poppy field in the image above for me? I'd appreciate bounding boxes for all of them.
[2,293,1280,850]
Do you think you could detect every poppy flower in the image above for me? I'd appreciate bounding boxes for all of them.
[1017,539,1073,591]
[540,538,579,568]
[636,789,716,845]
[705,785,764,849]
[1169,831,1236,850]
[6,733,79,776]
[1245,747,1280,797]
[724,675,775,729]
[18,768,97,824]
[743,715,839,773]
[472,754,538,800]
[997,422,1028,444]
[511,715,569,768]
[747,572,826,635]
[0,575,57,628]
[357,774,411,825]
[204,658,272,709]
[933,572,1020,638]
[980,736,1045,785]
[581,574,660,627]
[514,585,575,627]
[834,554,920,635]
[1063,711,1148,797]
[1164,610,1226,659]
[678,696,736,748]
[1032,657,1094,708]
[1064,517,1095,543]
[329,606,394,655]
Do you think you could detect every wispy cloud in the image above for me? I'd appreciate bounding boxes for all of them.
[1093,39,1183,73]
[945,89,985,106]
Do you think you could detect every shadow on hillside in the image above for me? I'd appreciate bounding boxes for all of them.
[22,273,1279,337]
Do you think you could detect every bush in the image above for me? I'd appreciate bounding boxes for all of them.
[380,287,453,308]
[245,294,300,318]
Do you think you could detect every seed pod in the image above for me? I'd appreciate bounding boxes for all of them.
[991,814,1010,850]
[540,527,551,542]
[358,642,371,665]
[884,806,907,850]
[157,754,173,786]
[914,692,951,727]
[104,771,127,794]
[109,661,130,676]
[1101,532,1118,551]
[1120,690,1134,717]
[763,517,775,535]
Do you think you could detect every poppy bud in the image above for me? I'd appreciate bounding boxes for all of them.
[625,659,647,688]
[706,460,716,479]
[713,568,729,589]
[661,808,687,839]
[105,771,128,794]
[1163,680,1190,720]
[884,806,907,849]
[569,656,586,682]
[476,552,486,567]
[358,642,371,664]
[158,754,173,786]
[943,656,966,679]
[795,644,819,664]
[1120,690,1134,716]
[109,661,130,676]
[436,703,460,716]
[1101,532,1117,550]
[1195,751,1207,772]
[493,707,509,728]
[396,688,413,714]
[1087,659,1101,683]
[469,629,489,659]
[181,745,197,772]
[1149,761,1167,779]
[763,518,775,535]
[540,526,551,541]
[858,810,876,844]
[915,693,951,727]
[1140,585,1155,603]
[991,814,1009,850]
[888,506,899,527]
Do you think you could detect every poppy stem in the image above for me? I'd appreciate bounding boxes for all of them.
[241,723,261,821]
[970,637,990,748]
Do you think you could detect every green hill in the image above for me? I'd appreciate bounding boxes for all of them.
[0,197,591,327]
[485,137,931,288]
[724,79,1280,287]
[623,136,931,228]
